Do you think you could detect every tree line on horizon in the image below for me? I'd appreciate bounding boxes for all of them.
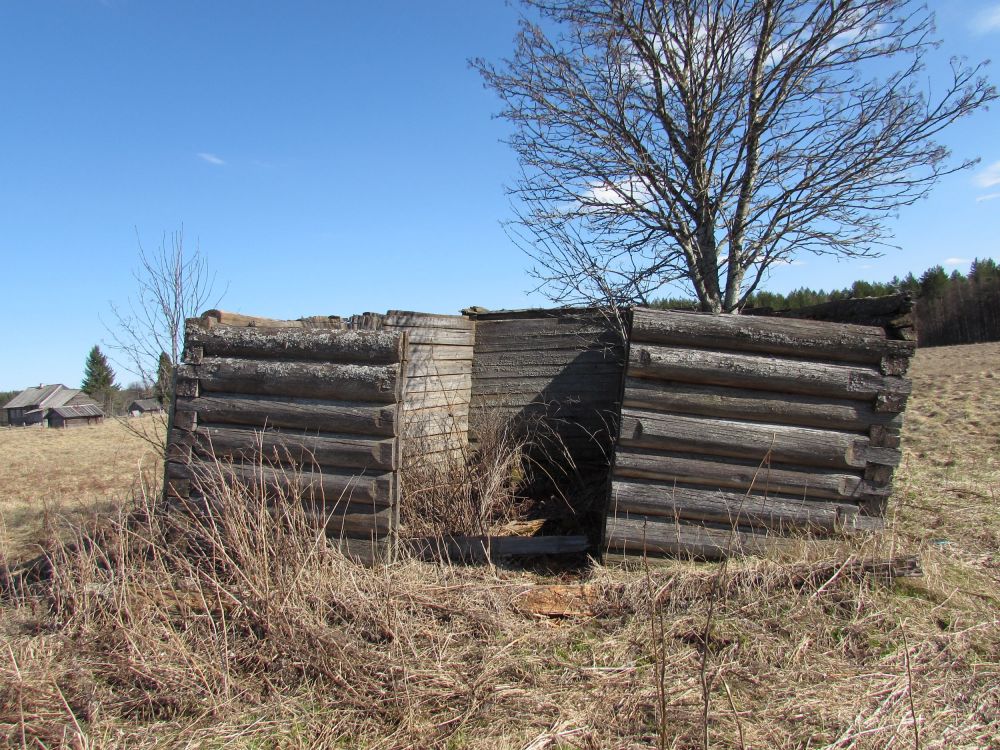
[652,257,1000,347]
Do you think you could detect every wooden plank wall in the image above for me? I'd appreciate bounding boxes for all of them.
[605,307,915,561]
[467,308,627,528]
[164,314,406,563]
[382,311,475,465]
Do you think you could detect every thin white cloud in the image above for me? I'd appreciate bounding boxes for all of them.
[972,4,1000,33]
[974,160,1000,188]
[944,257,971,266]
[197,152,226,166]
[976,191,1000,202]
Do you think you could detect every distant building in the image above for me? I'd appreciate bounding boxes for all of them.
[127,398,164,417]
[3,384,105,428]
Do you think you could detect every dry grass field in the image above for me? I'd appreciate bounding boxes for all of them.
[0,417,164,561]
[1,343,998,749]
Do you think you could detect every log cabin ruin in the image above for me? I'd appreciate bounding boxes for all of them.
[163,295,915,564]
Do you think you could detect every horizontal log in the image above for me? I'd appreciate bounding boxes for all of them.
[628,343,911,403]
[198,310,313,328]
[747,293,914,332]
[471,375,623,397]
[631,308,914,371]
[473,348,625,369]
[613,448,864,500]
[402,412,469,439]
[189,358,401,404]
[330,535,388,565]
[185,323,404,364]
[190,423,397,471]
[383,311,473,330]
[168,459,395,507]
[406,535,589,562]
[399,328,475,346]
[404,390,472,410]
[619,408,868,469]
[406,359,472,378]
[604,516,787,559]
[473,362,624,379]
[404,373,472,395]
[609,479,877,533]
[175,394,397,436]
[405,344,474,362]
[623,378,904,431]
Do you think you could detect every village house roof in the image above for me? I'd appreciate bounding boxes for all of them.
[3,384,79,410]
[128,398,163,412]
[49,404,105,419]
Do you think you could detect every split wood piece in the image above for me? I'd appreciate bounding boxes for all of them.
[175,394,397,437]
[186,358,401,404]
[167,459,395,507]
[473,362,625,379]
[623,379,904,431]
[188,423,397,471]
[473,348,625,370]
[628,344,911,404]
[610,480,878,533]
[613,448,867,501]
[185,323,404,365]
[514,584,603,617]
[406,534,589,563]
[631,307,914,374]
[619,409,869,470]
[199,310,323,328]
[330,536,388,566]
[403,373,472,395]
[175,375,198,399]
[383,311,474,330]
[869,424,903,448]
[396,328,476,346]
[403,390,472,410]
[404,344,475,363]
[406,359,473,378]
[471,374,625,397]
[605,516,797,560]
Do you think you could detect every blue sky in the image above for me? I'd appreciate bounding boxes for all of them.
[1,1,998,391]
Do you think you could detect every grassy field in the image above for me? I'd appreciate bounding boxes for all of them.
[0,417,163,560]
[1,344,998,749]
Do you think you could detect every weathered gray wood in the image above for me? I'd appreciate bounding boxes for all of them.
[604,516,789,559]
[747,293,915,334]
[404,373,472,395]
[623,378,904,430]
[402,410,470,439]
[406,359,472,378]
[473,362,624,380]
[619,408,868,469]
[192,357,401,404]
[405,344,475,362]
[169,459,395,507]
[199,310,314,328]
[613,448,864,500]
[185,323,404,364]
[609,480,877,533]
[471,373,624,397]
[631,307,914,372]
[191,424,397,471]
[175,394,397,436]
[473,348,625,369]
[398,328,475,346]
[384,311,474,330]
[628,344,911,404]
[406,534,589,562]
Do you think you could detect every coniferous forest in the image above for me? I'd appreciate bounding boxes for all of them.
[653,258,1000,347]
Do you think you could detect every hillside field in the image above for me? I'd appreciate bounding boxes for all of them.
[1,343,998,749]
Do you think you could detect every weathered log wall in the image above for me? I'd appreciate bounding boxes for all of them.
[466,308,627,529]
[604,305,915,561]
[165,314,406,563]
[382,311,475,464]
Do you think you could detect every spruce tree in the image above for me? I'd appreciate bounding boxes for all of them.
[154,351,173,404]
[81,345,118,400]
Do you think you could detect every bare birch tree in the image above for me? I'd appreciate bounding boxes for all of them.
[474,0,997,312]
[105,227,223,450]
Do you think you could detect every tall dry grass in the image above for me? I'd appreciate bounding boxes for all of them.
[1,343,998,748]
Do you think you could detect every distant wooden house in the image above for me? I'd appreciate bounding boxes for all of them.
[128,398,164,417]
[3,385,104,428]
